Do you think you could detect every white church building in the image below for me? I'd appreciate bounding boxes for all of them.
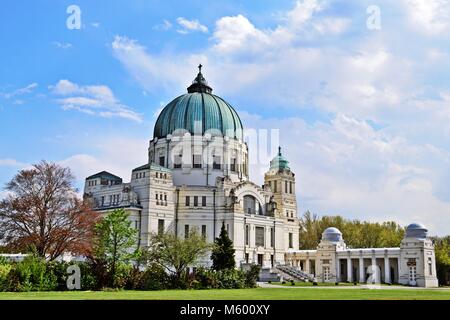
[83,66,438,287]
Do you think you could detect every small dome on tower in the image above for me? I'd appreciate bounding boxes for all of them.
[270,146,290,170]
[322,227,343,242]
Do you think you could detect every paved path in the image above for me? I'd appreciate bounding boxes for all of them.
[257,282,450,290]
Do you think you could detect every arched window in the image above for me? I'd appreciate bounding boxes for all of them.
[243,195,262,215]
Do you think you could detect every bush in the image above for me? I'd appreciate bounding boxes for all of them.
[244,265,260,288]
[313,282,318,286]
[193,267,259,290]
[46,261,70,291]
[86,258,109,290]
[5,256,58,292]
[78,262,98,290]
[0,264,12,291]
[194,267,219,289]
[216,269,246,289]
[112,263,133,289]
[139,264,170,290]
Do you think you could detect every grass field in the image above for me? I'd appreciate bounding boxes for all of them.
[1,287,450,300]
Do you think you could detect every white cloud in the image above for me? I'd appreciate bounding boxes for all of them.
[108,2,450,235]
[212,15,272,55]
[111,35,204,93]
[153,19,172,31]
[49,79,142,122]
[53,41,72,49]
[59,136,148,188]
[176,17,208,34]
[0,158,27,167]
[0,83,38,99]
[91,22,100,28]
[403,0,450,34]
[285,0,323,29]
[241,112,450,236]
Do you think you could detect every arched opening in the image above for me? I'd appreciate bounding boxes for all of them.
[243,195,262,215]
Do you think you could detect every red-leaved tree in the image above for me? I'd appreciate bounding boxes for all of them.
[0,161,99,260]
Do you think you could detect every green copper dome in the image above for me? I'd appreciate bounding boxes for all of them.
[153,65,243,140]
[270,147,290,170]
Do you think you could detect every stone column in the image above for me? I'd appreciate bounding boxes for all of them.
[384,257,391,284]
[305,258,310,274]
[336,258,340,282]
[359,257,365,283]
[347,258,353,282]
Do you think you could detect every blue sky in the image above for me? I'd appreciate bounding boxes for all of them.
[1,0,450,235]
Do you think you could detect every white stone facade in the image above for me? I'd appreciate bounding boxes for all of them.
[83,69,438,287]
[84,140,299,269]
[286,225,439,287]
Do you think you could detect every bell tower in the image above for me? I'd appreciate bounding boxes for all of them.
[264,147,298,219]
[264,147,299,251]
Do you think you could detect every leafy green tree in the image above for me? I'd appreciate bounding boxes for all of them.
[299,211,404,249]
[433,236,450,286]
[93,208,137,287]
[144,228,210,288]
[211,222,236,271]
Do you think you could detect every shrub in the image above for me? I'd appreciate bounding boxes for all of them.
[313,282,318,286]
[112,263,133,289]
[193,267,259,290]
[5,256,58,292]
[0,264,12,291]
[216,269,246,289]
[86,258,109,290]
[78,262,98,290]
[282,281,286,284]
[244,265,260,288]
[194,267,219,289]
[46,261,70,291]
[139,264,171,290]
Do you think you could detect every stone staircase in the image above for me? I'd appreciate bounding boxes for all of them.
[274,264,315,282]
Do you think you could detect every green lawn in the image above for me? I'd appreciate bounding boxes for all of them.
[1,288,450,300]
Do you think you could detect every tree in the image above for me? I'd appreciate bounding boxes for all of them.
[93,208,137,286]
[298,211,404,249]
[0,161,98,260]
[211,222,236,271]
[144,228,210,288]
[433,236,450,286]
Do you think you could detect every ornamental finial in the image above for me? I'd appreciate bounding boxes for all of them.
[278,146,282,156]
[198,64,203,74]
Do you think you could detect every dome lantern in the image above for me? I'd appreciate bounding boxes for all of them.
[153,65,243,140]
[187,64,213,94]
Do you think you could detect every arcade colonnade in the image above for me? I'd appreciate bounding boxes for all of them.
[287,248,400,283]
